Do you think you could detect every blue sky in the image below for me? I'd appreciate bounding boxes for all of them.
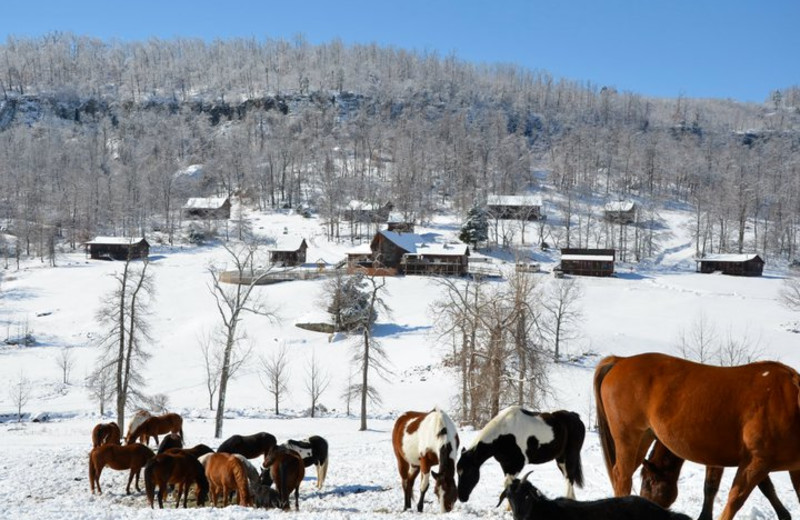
[1,0,797,103]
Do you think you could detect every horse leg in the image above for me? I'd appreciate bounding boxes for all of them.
[790,470,800,505]
[610,429,653,496]
[396,456,413,510]
[417,466,431,512]
[406,466,420,511]
[757,475,790,520]
[556,458,575,499]
[158,484,166,508]
[126,469,136,494]
[717,462,768,520]
[697,466,723,520]
[294,484,300,510]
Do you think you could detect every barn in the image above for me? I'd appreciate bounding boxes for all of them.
[85,237,149,260]
[486,194,545,221]
[269,237,308,267]
[603,200,636,224]
[696,254,764,276]
[559,248,615,277]
[182,197,231,219]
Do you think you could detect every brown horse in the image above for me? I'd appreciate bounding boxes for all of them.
[166,444,215,459]
[594,352,800,520]
[265,446,305,510]
[89,443,155,494]
[392,408,459,512]
[218,432,277,467]
[91,422,121,447]
[125,410,152,444]
[204,452,252,507]
[126,412,183,446]
[640,440,790,520]
[144,451,209,508]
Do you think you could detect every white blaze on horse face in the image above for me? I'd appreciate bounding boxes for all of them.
[467,405,556,461]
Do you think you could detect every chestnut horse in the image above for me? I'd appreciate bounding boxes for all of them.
[594,352,800,520]
[144,451,209,508]
[217,432,277,466]
[392,408,460,512]
[89,443,155,494]
[126,412,183,446]
[125,410,152,444]
[264,446,305,510]
[204,452,252,507]
[91,422,121,447]
[640,440,790,520]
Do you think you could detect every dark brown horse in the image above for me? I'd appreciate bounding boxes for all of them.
[126,412,183,446]
[91,422,121,447]
[204,452,252,507]
[218,432,276,466]
[392,408,459,512]
[144,451,209,508]
[264,446,305,510]
[157,432,184,454]
[89,443,155,494]
[165,444,215,459]
[640,440,790,520]
[594,352,800,520]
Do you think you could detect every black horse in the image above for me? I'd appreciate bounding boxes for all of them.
[282,435,329,489]
[457,406,585,503]
[217,432,277,465]
[157,432,183,454]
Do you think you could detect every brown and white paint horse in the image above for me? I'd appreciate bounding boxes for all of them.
[392,407,460,512]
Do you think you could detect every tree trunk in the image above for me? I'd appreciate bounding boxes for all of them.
[360,329,369,431]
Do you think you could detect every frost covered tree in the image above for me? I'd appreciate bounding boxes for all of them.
[325,272,376,332]
[459,205,489,248]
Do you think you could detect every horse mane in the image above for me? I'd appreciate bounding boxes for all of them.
[593,355,621,482]
[464,405,522,451]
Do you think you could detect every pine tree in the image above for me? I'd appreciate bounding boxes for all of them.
[459,206,489,248]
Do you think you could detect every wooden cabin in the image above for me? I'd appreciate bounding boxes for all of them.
[486,194,544,221]
[559,248,615,277]
[603,200,636,224]
[269,238,308,267]
[346,230,469,276]
[696,254,764,276]
[85,237,149,260]
[182,197,231,219]
[387,212,415,233]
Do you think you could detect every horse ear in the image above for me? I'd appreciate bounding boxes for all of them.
[641,459,659,475]
[496,489,508,508]
[460,447,465,454]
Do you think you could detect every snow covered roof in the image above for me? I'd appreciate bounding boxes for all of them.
[562,254,614,262]
[696,254,763,263]
[183,197,229,209]
[487,194,543,207]
[271,236,307,252]
[604,200,635,212]
[85,236,147,245]
[406,243,469,257]
[347,199,378,211]
[377,230,423,253]
[346,243,373,255]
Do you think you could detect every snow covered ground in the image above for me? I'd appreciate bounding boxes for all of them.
[0,206,798,519]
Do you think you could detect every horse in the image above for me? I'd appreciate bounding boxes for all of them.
[217,432,277,466]
[166,444,215,460]
[157,432,184,454]
[91,422,122,447]
[126,412,183,446]
[144,451,209,508]
[457,406,585,503]
[125,409,152,444]
[640,439,791,520]
[204,452,252,507]
[594,352,800,520]
[264,446,305,510]
[498,472,692,520]
[392,408,460,512]
[281,435,329,489]
[89,443,155,494]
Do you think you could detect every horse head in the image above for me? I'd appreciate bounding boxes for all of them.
[456,447,480,502]
[639,458,679,507]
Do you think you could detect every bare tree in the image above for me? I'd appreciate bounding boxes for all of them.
[55,347,76,385]
[781,277,800,311]
[96,257,154,429]
[540,278,584,361]
[9,372,32,422]
[676,312,718,363]
[340,366,358,416]
[260,344,291,415]
[208,242,276,438]
[198,330,222,411]
[86,365,114,416]
[305,349,331,418]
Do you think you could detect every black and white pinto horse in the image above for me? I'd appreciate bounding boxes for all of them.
[280,435,329,489]
[392,408,460,512]
[457,406,585,503]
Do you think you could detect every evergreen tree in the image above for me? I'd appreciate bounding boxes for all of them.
[459,206,489,248]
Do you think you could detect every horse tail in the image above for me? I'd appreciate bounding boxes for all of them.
[558,410,586,489]
[594,355,620,481]
[194,460,210,506]
[144,458,156,508]
[313,436,329,488]
[232,457,252,506]
[278,458,290,509]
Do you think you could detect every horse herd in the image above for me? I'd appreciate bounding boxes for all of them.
[88,410,328,510]
[86,352,800,519]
